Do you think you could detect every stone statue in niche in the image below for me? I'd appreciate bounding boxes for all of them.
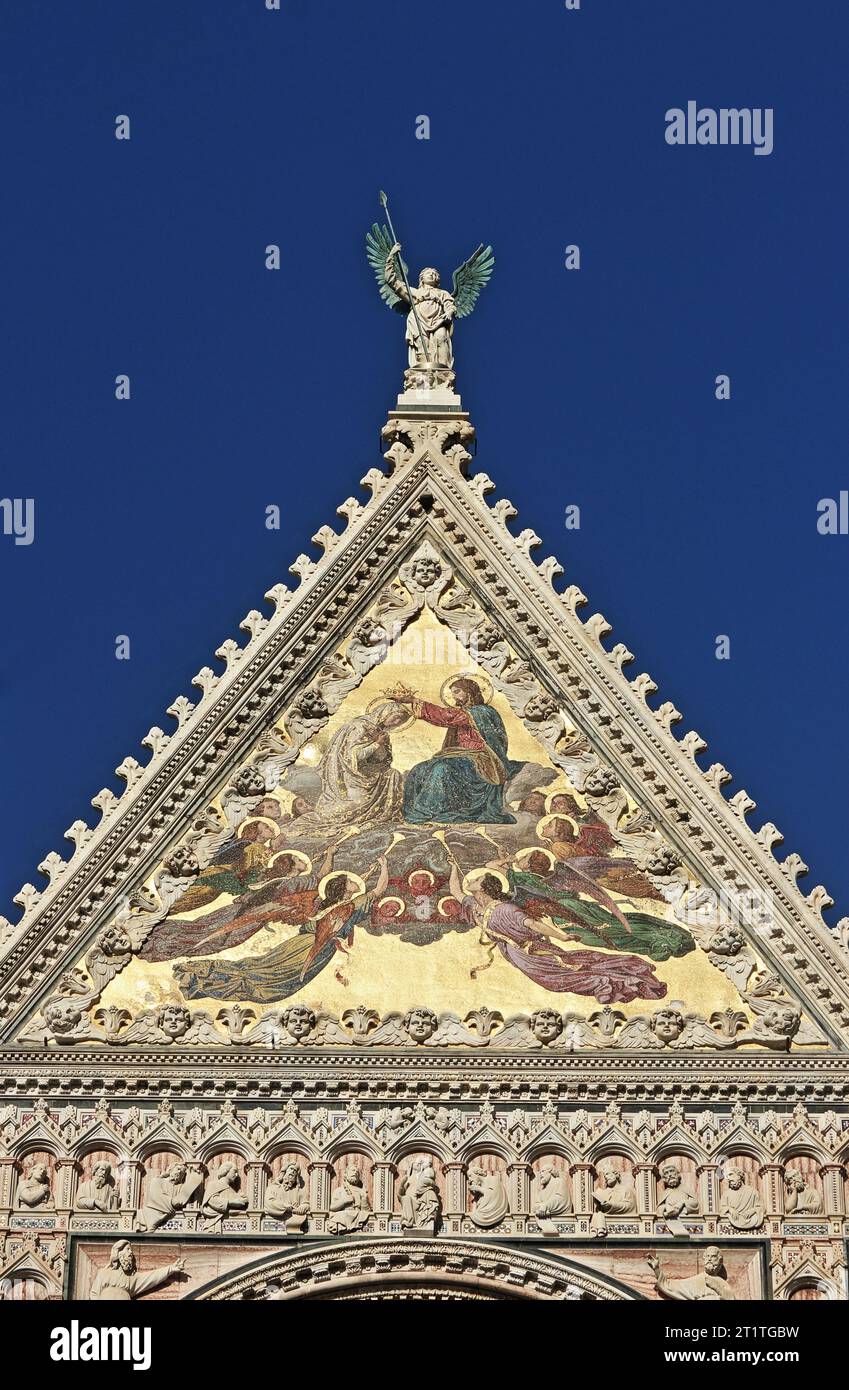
[656,1160,700,1233]
[76,1160,119,1212]
[398,1157,441,1231]
[201,1162,249,1226]
[90,1239,186,1301]
[325,1164,372,1234]
[783,1168,824,1215]
[467,1164,510,1228]
[719,1166,765,1230]
[264,1162,311,1233]
[648,1246,735,1301]
[533,1163,572,1234]
[135,1160,203,1232]
[17,1162,53,1209]
[590,1161,637,1233]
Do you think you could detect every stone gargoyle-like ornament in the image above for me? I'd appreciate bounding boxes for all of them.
[367,191,493,392]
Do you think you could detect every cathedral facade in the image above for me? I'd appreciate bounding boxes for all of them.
[1,345,847,1304]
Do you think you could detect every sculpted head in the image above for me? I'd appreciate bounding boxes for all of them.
[403,1007,438,1044]
[26,1162,50,1187]
[529,1008,563,1045]
[164,845,200,878]
[650,1005,685,1045]
[596,1163,622,1189]
[280,1162,302,1191]
[538,1163,557,1187]
[418,267,440,288]
[725,1166,744,1190]
[708,924,745,957]
[760,1004,800,1040]
[43,997,84,1035]
[584,767,619,799]
[231,766,267,799]
[110,1240,136,1273]
[343,1163,363,1186]
[659,1160,683,1189]
[784,1168,805,1193]
[523,692,558,722]
[703,1246,725,1277]
[92,1161,113,1186]
[280,1005,316,1042]
[215,1162,239,1187]
[157,1004,192,1040]
[98,923,133,957]
[410,556,442,589]
[645,846,681,878]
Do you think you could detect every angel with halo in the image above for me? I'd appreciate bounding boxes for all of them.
[367,192,494,387]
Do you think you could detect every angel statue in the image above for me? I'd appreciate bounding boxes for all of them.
[367,192,494,392]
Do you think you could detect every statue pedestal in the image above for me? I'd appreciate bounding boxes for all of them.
[395,384,464,413]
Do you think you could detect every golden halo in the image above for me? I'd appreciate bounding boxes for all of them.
[236,815,280,839]
[407,868,435,889]
[376,895,405,917]
[365,695,415,732]
[462,866,509,896]
[440,672,493,706]
[515,846,557,870]
[437,895,462,917]
[318,870,367,900]
[267,848,312,874]
[537,812,579,841]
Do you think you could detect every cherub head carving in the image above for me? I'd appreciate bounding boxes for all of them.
[529,1009,563,1045]
[403,1008,438,1044]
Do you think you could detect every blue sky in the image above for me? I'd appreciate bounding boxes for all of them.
[1,0,847,927]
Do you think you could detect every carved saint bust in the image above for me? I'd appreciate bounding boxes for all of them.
[720,1166,765,1230]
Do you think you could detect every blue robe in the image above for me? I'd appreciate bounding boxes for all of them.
[403,703,523,824]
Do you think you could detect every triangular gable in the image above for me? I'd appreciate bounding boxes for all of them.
[2,398,848,1054]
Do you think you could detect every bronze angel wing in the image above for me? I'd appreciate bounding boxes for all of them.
[366,223,410,312]
[451,244,495,318]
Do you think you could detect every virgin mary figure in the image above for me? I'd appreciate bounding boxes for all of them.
[393,677,523,824]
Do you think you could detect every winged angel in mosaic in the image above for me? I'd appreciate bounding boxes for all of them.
[366,193,494,384]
